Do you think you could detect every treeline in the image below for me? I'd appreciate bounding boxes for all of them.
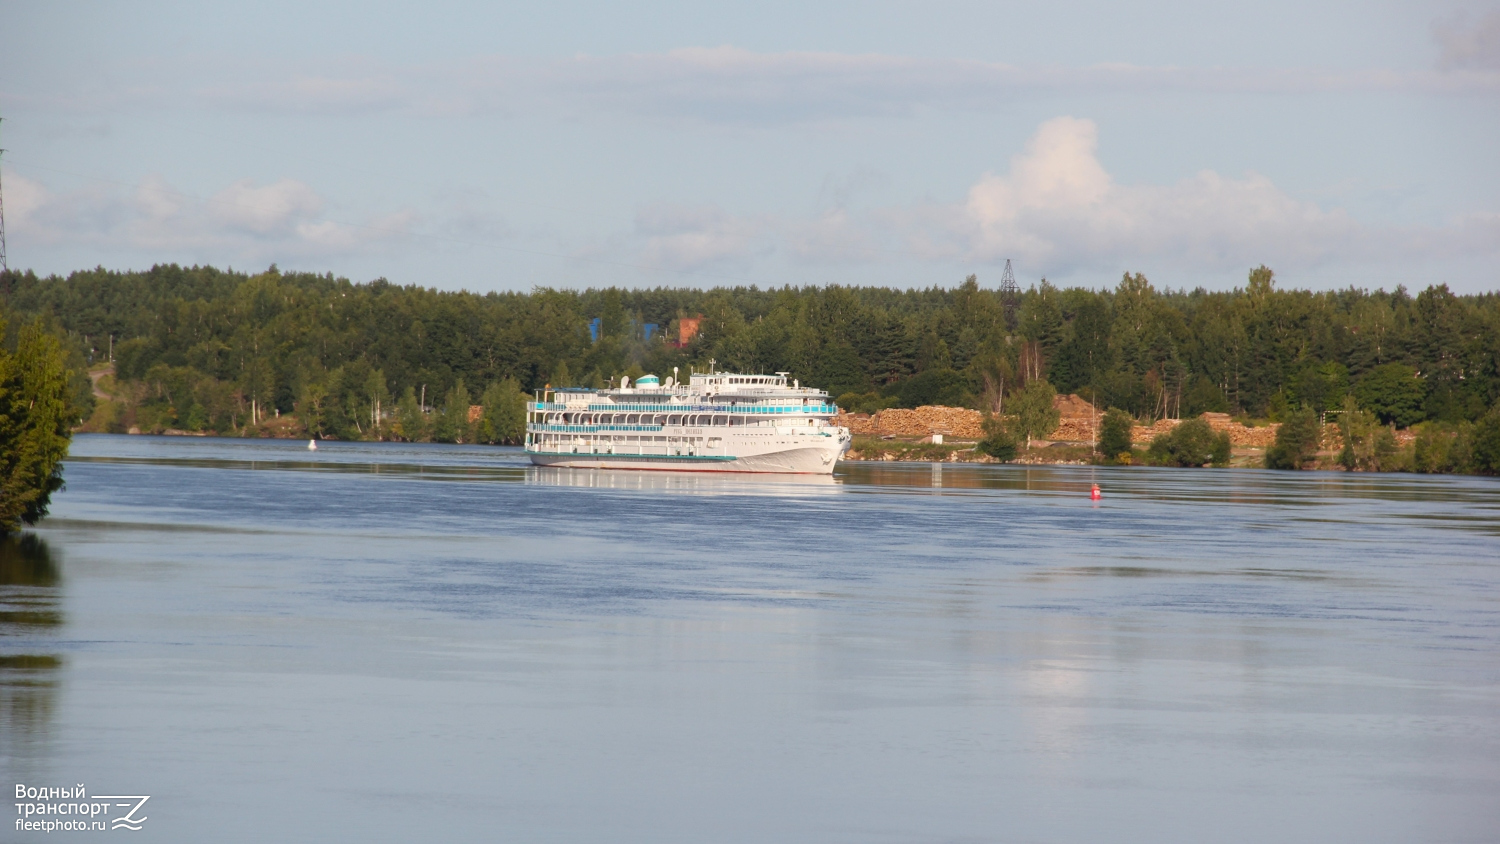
[2,263,1498,456]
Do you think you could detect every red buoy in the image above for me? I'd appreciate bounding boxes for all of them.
[1090,484,1102,501]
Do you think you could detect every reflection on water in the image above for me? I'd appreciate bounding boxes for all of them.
[14,435,1500,842]
[71,454,530,483]
[527,465,839,495]
[1032,565,1350,582]
[0,534,62,767]
[0,532,59,589]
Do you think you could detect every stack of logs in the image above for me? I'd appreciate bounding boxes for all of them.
[835,406,986,439]
[1125,413,1279,447]
[834,395,1423,453]
[837,396,1286,447]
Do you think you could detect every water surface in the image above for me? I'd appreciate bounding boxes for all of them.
[4,434,1498,842]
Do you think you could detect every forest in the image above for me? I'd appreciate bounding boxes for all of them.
[2,263,1498,469]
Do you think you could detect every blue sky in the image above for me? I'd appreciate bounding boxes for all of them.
[2,0,1497,292]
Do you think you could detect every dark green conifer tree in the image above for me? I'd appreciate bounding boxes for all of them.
[0,318,74,534]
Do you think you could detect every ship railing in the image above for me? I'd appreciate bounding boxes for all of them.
[531,401,839,414]
[527,424,667,433]
[581,403,836,413]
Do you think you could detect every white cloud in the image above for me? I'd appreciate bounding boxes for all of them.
[6,171,412,262]
[949,116,1361,272]
[633,203,772,271]
[4,172,51,222]
[1435,11,1500,71]
[786,210,881,265]
[661,116,1497,278]
[210,178,324,236]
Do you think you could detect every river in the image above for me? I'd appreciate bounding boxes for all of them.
[3,434,1498,842]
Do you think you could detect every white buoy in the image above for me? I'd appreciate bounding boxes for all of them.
[308,439,318,450]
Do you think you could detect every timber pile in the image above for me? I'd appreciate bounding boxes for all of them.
[1054,393,1099,419]
[837,397,1422,454]
[1200,412,1279,447]
[834,406,985,439]
[1131,418,1182,443]
[1048,394,1100,442]
[1101,413,1284,447]
[1050,418,1095,441]
[835,398,1293,448]
[836,412,878,436]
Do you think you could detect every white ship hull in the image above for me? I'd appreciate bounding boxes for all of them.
[529,441,847,474]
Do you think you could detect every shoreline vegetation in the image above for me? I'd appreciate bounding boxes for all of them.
[0,316,72,535]
[2,263,1498,477]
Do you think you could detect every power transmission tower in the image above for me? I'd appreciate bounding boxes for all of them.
[999,258,1020,329]
[0,115,8,275]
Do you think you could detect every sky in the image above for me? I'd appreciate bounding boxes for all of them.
[1,0,1497,294]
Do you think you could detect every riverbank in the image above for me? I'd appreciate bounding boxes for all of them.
[842,437,1276,468]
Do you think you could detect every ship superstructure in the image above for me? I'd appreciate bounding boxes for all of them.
[525,371,851,473]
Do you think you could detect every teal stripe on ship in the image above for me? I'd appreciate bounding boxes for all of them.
[528,450,737,462]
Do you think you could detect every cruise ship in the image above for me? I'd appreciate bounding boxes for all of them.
[525,370,851,473]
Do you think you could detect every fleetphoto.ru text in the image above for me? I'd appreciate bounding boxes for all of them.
[15,785,150,833]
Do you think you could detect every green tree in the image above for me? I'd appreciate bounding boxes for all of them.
[239,355,275,427]
[362,368,391,440]
[0,318,75,534]
[810,341,870,398]
[835,391,896,415]
[1008,379,1060,449]
[975,413,1017,461]
[1053,297,1111,393]
[433,380,473,443]
[599,289,626,340]
[1265,407,1321,470]
[1411,422,1462,474]
[1018,279,1064,355]
[1336,395,1393,472]
[1374,425,1403,471]
[1098,407,1133,463]
[394,386,429,442]
[1354,363,1426,428]
[1183,375,1229,416]
[1147,418,1231,468]
[895,368,969,408]
[1292,361,1348,414]
[296,373,334,438]
[1469,408,1500,475]
[478,378,528,445]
